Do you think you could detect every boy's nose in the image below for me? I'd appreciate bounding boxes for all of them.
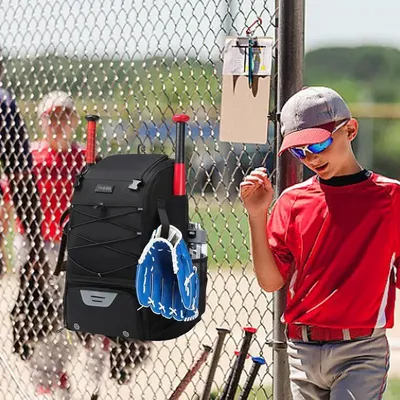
[305,152,319,163]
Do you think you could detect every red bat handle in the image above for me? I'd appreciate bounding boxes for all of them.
[85,114,100,165]
[172,114,190,195]
[173,163,186,196]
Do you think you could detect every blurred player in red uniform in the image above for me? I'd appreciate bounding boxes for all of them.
[3,91,151,397]
[2,91,87,396]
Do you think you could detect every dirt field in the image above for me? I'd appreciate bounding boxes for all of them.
[0,269,400,399]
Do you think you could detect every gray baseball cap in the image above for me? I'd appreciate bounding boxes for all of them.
[278,86,352,156]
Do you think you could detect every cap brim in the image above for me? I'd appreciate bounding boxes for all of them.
[278,128,332,156]
[41,104,74,117]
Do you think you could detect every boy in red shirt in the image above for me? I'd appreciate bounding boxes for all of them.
[240,87,398,399]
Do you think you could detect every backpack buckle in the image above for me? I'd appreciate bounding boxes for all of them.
[73,173,84,188]
[128,179,142,190]
[74,165,92,188]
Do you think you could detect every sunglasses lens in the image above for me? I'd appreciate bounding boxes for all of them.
[308,137,333,154]
[289,137,333,159]
[289,148,305,159]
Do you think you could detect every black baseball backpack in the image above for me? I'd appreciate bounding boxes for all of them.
[55,153,207,341]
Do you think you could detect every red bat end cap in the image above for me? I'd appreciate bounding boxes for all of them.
[173,114,190,123]
[243,327,257,334]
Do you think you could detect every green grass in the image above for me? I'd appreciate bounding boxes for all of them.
[12,55,221,123]
[188,197,251,269]
[210,386,271,399]
[1,195,250,270]
[209,378,400,399]
[0,195,250,271]
[385,378,400,399]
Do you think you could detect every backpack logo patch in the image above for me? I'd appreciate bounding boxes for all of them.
[95,184,114,194]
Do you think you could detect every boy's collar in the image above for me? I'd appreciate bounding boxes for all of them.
[318,169,372,187]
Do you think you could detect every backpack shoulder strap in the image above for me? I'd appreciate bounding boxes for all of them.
[54,209,70,276]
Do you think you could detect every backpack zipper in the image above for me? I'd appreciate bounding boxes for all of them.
[75,155,170,187]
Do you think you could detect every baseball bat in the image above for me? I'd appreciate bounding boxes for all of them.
[168,344,212,400]
[201,328,231,400]
[224,327,257,400]
[90,390,99,400]
[85,114,100,165]
[172,114,190,195]
[238,356,266,400]
[220,350,251,400]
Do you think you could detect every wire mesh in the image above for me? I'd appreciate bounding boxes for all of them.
[0,0,278,398]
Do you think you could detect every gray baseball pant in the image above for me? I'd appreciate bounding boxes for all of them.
[287,329,390,399]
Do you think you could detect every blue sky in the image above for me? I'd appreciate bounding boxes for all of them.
[306,0,400,50]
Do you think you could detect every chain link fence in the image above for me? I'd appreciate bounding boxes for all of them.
[0,0,281,398]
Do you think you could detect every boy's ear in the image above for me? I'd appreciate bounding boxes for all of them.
[347,119,358,141]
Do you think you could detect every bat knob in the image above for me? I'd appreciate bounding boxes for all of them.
[243,327,257,334]
[203,344,213,352]
[173,114,190,123]
[85,114,100,122]
[251,356,266,365]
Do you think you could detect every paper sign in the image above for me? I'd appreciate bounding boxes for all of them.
[220,36,273,144]
[222,37,273,76]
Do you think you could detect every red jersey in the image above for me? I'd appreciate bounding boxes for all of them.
[3,141,85,242]
[268,173,400,329]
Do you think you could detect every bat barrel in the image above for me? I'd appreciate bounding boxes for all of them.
[85,114,100,165]
[172,114,190,195]
[220,349,250,400]
[238,356,266,400]
[201,328,231,400]
[168,344,212,400]
[174,121,187,164]
[225,327,257,400]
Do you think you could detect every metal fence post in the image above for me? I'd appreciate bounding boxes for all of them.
[273,0,305,399]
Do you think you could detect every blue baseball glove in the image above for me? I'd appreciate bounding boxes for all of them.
[136,225,199,322]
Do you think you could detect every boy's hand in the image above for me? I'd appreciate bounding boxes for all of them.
[240,167,274,218]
